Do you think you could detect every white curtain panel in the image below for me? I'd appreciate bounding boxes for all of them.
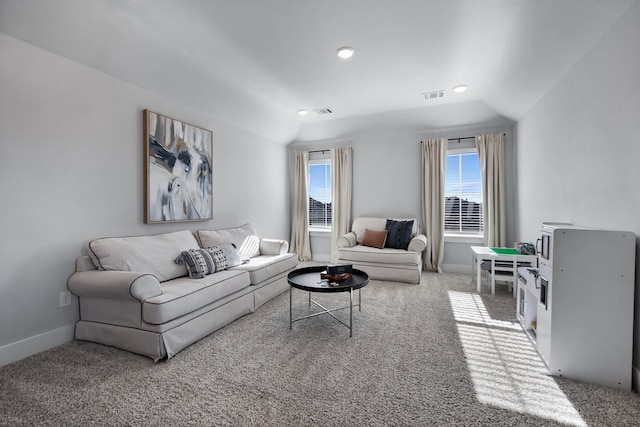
[330,147,352,263]
[476,133,506,247]
[421,138,446,272]
[290,151,311,261]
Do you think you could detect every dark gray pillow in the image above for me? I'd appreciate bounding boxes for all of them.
[384,220,414,250]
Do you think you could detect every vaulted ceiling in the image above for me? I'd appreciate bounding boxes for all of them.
[1,0,635,143]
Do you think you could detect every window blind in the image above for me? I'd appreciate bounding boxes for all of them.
[309,161,332,228]
[444,151,483,234]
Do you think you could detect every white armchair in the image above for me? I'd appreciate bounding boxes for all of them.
[336,217,427,284]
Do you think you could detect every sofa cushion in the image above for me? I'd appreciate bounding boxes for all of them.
[175,244,243,279]
[362,228,388,249]
[196,223,260,259]
[232,253,297,285]
[337,245,421,265]
[86,230,199,282]
[142,269,250,325]
[384,219,414,250]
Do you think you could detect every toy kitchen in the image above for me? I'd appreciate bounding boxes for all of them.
[515,222,635,391]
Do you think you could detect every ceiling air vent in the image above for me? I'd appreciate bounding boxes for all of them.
[422,90,445,101]
[314,108,333,115]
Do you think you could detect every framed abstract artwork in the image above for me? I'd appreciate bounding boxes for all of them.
[143,109,213,223]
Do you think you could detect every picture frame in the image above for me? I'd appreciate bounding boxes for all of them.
[143,109,213,223]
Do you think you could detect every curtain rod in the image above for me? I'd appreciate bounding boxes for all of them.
[419,136,474,143]
[309,149,329,154]
[420,133,506,143]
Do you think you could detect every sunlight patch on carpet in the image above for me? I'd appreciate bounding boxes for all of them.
[448,291,586,427]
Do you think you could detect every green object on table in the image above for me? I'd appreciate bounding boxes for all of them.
[490,247,521,255]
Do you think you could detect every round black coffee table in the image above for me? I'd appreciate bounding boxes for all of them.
[287,266,369,337]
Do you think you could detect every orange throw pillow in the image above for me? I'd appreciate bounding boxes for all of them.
[361,228,388,249]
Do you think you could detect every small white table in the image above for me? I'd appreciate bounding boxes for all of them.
[470,246,537,295]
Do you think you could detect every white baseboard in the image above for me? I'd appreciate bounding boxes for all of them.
[633,365,639,393]
[0,325,75,368]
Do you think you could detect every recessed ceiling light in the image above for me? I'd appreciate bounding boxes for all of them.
[297,109,308,116]
[453,85,468,93]
[336,46,354,59]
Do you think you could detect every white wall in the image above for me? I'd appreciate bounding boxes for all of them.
[289,122,516,270]
[515,1,640,388]
[0,34,289,366]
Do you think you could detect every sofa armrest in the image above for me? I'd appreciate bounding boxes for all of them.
[259,238,289,255]
[408,234,427,253]
[68,270,162,302]
[337,232,357,248]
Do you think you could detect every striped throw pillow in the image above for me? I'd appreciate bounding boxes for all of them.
[175,244,243,279]
[176,248,216,279]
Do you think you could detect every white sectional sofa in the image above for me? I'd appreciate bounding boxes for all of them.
[68,223,297,361]
[336,217,427,284]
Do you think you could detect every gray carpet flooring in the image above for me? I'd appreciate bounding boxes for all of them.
[1,271,639,426]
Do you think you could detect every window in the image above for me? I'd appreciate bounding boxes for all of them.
[445,150,483,235]
[309,160,332,228]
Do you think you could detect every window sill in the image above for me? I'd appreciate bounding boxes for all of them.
[444,234,484,244]
[309,228,332,238]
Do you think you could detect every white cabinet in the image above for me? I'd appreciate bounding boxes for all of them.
[519,223,636,391]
